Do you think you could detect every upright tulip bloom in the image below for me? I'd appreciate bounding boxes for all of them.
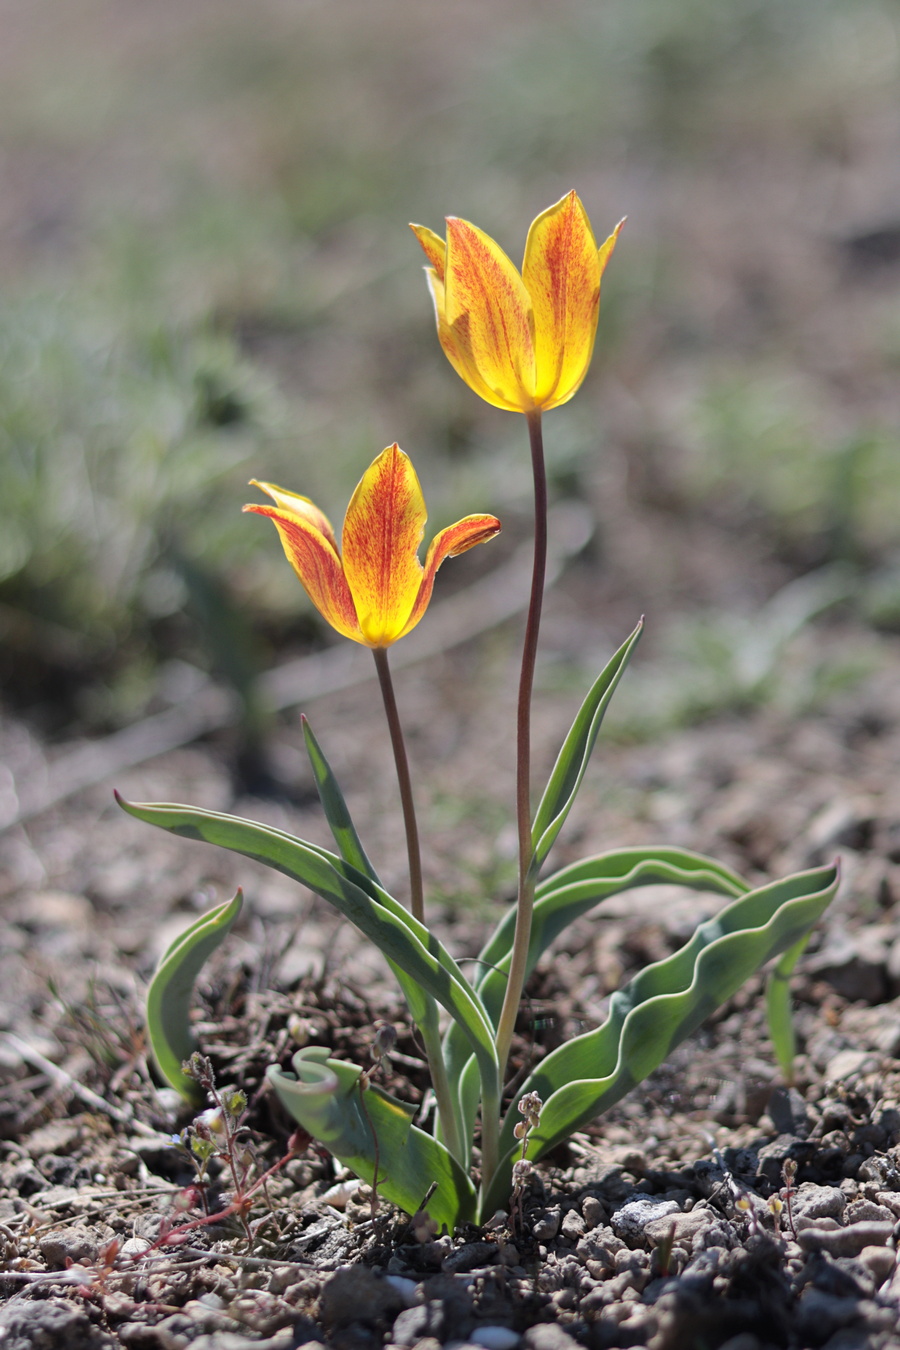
[244,444,500,649]
[411,191,622,1075]
[246,443,500,928]
[410,190,622,414]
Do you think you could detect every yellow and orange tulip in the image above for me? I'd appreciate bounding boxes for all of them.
[411,191,623,414]
[245,445,500,648]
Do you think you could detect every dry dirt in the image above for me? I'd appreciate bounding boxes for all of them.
[2,612,900,1350]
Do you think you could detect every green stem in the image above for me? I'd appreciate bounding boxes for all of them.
[373,647,425,925]
[419,1003,464,1164]
[495,409,546,1078]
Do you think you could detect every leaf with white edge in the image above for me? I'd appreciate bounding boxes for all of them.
[530,621,643,875]
[146,890,243,1101]
[442,846,750,1138]
[301,716,379,882]
[116,795,499,1117]
[480,861,839,1217]
[267,1047,475,1230]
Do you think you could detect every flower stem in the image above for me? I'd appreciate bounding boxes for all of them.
[495,408,546,1078]
[373,646,425,925]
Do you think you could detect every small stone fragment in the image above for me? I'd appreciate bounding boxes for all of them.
[797,1221,894,1257]
[39,1226,100,1269]
[522,1326,583,1350]
[644,1207,714,1248]
[531,1208,560,1241]
[792,1184,846,1223]
[581,1195,606,1229]
[611,1197,680,1246]
[470,1328,520,1350]
[560,1208,585,1240]
[391,1302,445,1347]
[319,1266,405,1330]
[858,1245,896,1285]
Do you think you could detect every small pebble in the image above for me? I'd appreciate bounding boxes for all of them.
[611,1197,680,1245]
[858,1245,896,1285]
[384,1275,417,1305]
[581,1196,606,1229]
[470,1328,520,1350]
[531,1208,560,1241]
[797,1220,894,1256]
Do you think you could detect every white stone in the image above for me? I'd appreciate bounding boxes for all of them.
[470,1328,521,1350]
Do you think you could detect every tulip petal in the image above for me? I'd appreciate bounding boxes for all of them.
[444,218,536,411]
[523,190,606,410]
[398,513,502,641]
[249,479,339,550]
[341,445,427,648]
[243,503,361,643]
[409,223,446,282]
[598,218,625,275]
[424,269,520,411]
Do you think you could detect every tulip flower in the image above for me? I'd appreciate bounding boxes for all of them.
[411,191,623,414]
[244,444,500,649]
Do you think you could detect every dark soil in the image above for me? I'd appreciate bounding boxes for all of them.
[2,623,900,1350]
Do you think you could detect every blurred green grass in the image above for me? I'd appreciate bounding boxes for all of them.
[1,0,898,735]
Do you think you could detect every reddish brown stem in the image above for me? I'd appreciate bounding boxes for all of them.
[373,646,425,923]
[495,409,546,1076]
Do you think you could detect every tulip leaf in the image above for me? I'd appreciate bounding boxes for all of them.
[443,846,750,1131]
[765,931,809,1085]
[299,719,463,1144]
[268,1047,475,1230]
[301,716,379,883]
[530,620,643,875]
[116,796,499,1112]
[480,861,839,1217]
[146,889,244,1102]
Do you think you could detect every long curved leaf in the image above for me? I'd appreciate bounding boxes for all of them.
[480,861,839,1217]
[117,795,499,1112]
[268,1047,475,1230]
[530,621,643,875]
[146,890,244,1101]
[443,846,750,1138]
[301,716,379,883]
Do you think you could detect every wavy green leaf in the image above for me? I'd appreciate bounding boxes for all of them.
[530,621,643,876]
[480,861,838,1217]
[145,890,244,1101]
[117,795,499,1117]
[268,1047,475,1230]
[443,846,750,1135]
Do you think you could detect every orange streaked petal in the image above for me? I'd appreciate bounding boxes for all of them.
[538,213,624,412]
[443,218,536,411]
[425,269,521,411]
[248,479,338,551]
[341,445,427,648]
[409,223,447,282]
[522,190,602,410]
[243,502,361,643]
[398,513,502,641]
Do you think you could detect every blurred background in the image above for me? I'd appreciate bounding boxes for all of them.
[2,0,899,760]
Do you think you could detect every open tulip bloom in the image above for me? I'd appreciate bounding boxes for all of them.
[121,192,839,1232]
[243,445,500,650]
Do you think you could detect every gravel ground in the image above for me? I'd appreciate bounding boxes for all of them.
[2,626,900,1350]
